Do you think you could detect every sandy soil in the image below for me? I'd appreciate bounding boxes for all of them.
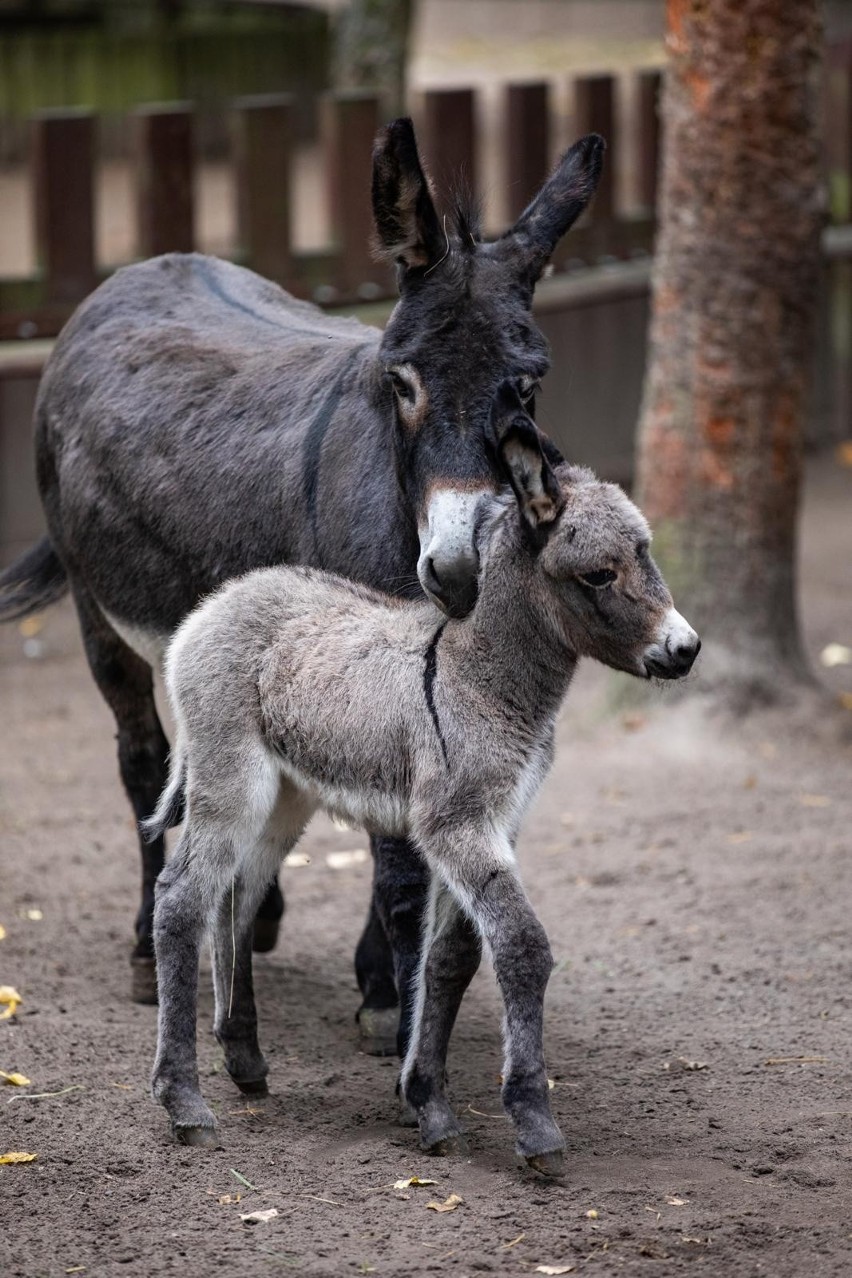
[1,457,851,1278]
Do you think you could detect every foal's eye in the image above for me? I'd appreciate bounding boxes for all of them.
[518,376,540,404]
[579,569,617,589]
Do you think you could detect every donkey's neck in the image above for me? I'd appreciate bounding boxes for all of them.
[447,521,577,733]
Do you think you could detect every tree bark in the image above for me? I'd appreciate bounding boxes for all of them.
[333,0,413,118]
[636,0,823,704]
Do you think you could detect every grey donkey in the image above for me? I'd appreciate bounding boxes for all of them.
[144,428,700,1175]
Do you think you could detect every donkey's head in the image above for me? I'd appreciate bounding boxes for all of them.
[371,118,604,617]
[497,428,700,680]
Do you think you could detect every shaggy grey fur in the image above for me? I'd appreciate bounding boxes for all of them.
[146,458,699,1173]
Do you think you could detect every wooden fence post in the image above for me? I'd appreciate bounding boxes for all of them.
[31,109,96,303]
[420,88,477,200]
[322,91,383,297]
[505,82,550,222]
[233,94,293,285]
[635,70,661,218]
[574,75,616,222]
[134,103,194,258]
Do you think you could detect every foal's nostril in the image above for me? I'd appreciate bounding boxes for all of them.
[667,635,701,674]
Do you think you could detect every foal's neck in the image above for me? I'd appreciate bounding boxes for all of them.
[447,519,577,733]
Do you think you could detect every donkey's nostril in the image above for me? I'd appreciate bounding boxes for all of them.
[419,554,479,619]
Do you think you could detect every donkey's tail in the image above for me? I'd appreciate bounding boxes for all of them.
[0,536,68,622]
[142,740,188,843]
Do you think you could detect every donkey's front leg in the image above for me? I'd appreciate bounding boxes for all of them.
[151,843,218,1147]
[399,876,482,1152]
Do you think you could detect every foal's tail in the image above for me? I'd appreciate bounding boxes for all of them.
[142,737,188,843]
[0,537,68,622]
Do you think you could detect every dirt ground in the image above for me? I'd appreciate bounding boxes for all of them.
[1,455,851,1278]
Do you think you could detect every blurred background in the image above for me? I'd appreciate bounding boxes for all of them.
[0,0,850,575]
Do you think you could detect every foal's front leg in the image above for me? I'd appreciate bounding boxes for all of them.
[420,835,564,1175]
[399,876,482,1152]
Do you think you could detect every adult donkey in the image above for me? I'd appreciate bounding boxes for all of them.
[0,119,603,1051]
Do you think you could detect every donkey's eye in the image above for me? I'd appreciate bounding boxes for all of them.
[518,376,540,404]
[579,569,617,589]
[389,370,415,403]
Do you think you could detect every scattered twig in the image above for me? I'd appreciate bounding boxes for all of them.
[8,1085,84,1103]
[300,1193,342,1207]
[467,1104,505,1119]
[230,1168,259,1191]
[763,1056,827,1066]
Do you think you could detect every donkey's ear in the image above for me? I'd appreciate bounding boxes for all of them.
[372,118,445,271]
[500,421,565,530]
[499,133,605,283]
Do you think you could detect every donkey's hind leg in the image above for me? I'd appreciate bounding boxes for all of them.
[399,877,482,1153]
[70,581,170,1004]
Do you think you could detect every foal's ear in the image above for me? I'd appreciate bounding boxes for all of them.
[499,133,605,283]
[500,421,565,530]
[372,118,445,272]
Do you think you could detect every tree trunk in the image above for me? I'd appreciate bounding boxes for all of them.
[636,0,823,704]
[333,0,414,118]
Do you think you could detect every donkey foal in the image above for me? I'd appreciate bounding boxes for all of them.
[146,446,699,1174]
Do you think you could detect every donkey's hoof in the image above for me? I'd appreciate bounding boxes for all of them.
[423,1132,469,1158]
[130,956,158,1005]
[173,1122,219,1149]
[525,1149,566,1179]
[233,1076,269,1097]
[252,917,280,954]
[357,1006,399,1057]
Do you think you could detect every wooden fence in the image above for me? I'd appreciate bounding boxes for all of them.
[0,71,664,341]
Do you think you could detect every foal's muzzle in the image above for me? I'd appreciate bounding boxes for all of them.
[643,608,701,680]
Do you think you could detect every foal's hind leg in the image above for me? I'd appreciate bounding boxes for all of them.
[70,583,170,1004]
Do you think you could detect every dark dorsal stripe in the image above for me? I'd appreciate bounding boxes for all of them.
[423,622,449,766]
[302,346,366,558]
[195,256,290,330]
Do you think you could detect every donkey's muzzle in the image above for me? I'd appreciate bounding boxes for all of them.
[420,554,479,619]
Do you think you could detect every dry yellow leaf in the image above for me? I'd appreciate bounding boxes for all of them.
[0,1151,37,1164]
[426,1193,463,1213]
[585,1209,599,1219]
[23,908,43,922]
[800,794,830,808]
[18,615,44,638]
[727,832,753,844]
[0,924,6,941]
[326,849,369,869]
[666,1195,688,1206]
[0,987,22,1021]
[393,1176,438,1190]
[840,692,852,711]
[0,1071,31,1087]
[240,1208,278,1225]
[535,1267,575,1276]
[836,440,852,468]
[820,643,852,668]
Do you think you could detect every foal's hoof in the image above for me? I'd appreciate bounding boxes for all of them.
[525,1149,566,1179]
[357,1006,399,1057]
[130,956,158,1005]
[233,1076,269,1097]
[252,916,280,954]
[174,1123,219,1149]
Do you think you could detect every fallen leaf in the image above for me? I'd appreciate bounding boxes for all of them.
[22,908,43,922]
[240,1208,279,1225]
[0,925,6,941]
[230,1168,259,1190]
[65,1268,86,1274]
[534,1266,575,1276]
[0,987,22,1021]
[0,1151,38,1164]
[325,849,369,870]
[676,1057,709,1072]
[800,794,830,808]
[820,643,852,668]
[426,1193,463,1213]
[393,1176,438,1190]
[216,1192,242,1205]
[835,440,852,468]
[840,692,852,711]
[585,1209,599,1219]
[727,832,753,845]
[19,616,44,638]
[666,1196,688,1206]
[0,1071,31,1087]
[283,850,311,867]
[682,1236,709,1246]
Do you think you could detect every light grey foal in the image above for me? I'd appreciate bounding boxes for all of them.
[145,433,700,1175]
